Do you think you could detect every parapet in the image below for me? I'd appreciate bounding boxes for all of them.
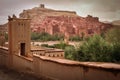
[8,14,31,21]
[8,14,18,21]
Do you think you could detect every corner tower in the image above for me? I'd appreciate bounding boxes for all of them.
[8,15,31,57]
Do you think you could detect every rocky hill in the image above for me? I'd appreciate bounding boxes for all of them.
[19,4,77,19]
[112,20,120,25]
[19,4,112,37]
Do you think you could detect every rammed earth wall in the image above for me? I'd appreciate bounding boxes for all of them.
[0,47,120,80]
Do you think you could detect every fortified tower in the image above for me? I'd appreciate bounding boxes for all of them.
[8,15,31,57]
[40,4,45,8]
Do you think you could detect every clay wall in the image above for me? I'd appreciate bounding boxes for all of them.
[0,47,120,80]
[33,55,120,80]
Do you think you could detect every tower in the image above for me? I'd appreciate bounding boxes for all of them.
[40,4,45,8]
[8,15,31,57]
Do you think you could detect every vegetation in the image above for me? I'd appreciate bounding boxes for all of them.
[0,32,5,46]
[33,26,120,63]
[41,41,74,49]
[65,46,76,60]
[65,26,120,63]
[31,32,84,41]
[31,32,64,41]
[69,35,82,41]
[105,27,120,62]
[81,32,85,40]
[76,35,113,62]
[4,33,8,41]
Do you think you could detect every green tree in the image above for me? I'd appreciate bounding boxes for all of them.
[65,46,76,60]
[105,26,120,62]
[31,32,64,41]
[77,35,112,62]
[105,27,120,44]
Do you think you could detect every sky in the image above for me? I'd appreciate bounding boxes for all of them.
[0,0,120,24]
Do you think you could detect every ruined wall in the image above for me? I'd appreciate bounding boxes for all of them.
[0,47,120,80]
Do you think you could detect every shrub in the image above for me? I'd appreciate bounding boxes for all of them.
[65,46,76,60]
[77,35,113,62]
[105,26,120,62]
[31,32,64,41]
[41,44,49,47]
[69,35,82,41]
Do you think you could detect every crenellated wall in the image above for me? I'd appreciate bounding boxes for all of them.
[31,49,64,59]
[0,47,120,80]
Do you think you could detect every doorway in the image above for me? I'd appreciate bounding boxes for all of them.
[20,43,25,56]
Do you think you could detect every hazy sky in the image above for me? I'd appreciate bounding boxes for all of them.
[0,0,120,24]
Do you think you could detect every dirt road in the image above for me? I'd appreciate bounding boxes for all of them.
[0,66,51,80]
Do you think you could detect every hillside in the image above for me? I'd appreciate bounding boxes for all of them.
[19,4,112,37]
[19,4,77,19]
[112,20,120,25]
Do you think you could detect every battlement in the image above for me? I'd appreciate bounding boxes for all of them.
[8,14,30,21]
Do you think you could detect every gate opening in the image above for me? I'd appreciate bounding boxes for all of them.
[20,43,25,56]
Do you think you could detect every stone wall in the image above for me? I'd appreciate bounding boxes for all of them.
[0,47,120,80]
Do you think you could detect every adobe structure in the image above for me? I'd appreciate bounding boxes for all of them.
[8,15,31,57]
[19,5,112,37]
[40,4,45,8]
[7,15,64,58]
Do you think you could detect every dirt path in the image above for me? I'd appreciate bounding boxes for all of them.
[31,41,82,46]
[0,66,51,80]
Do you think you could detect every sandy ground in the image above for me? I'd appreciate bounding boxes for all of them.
[31,41,83,46]
[0,66,52,80]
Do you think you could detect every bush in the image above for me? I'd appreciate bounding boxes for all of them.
[105,26,120,62]
[76,35,113,62]
[4,32,8,41]
[62,26,120,63]
[65,46,76,60]
[69,35,82,41]
[41,44,49,47]
[31,32,64,41]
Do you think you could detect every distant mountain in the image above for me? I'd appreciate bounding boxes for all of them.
[112,20,120,25]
